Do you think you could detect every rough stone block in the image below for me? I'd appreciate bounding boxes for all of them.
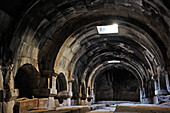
[14,98,38,113]
[2,102,7,113]
[55,99,60,107]
[38,98,48,108]
[115,105,170,113]
[79,107,90,113]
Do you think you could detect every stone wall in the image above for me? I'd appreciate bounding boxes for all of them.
[95,69,140,101]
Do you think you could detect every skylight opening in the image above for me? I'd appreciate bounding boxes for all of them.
[108,60,120,64]
[97,24,119,34]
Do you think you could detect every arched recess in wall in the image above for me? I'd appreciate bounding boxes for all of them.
[14,64,40,98]
[94,67,140,101]
[55,73,68,103]
[56,73,67,92]
[85,61,146,102]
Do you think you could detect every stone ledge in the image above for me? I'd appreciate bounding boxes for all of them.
[115,104,170,113]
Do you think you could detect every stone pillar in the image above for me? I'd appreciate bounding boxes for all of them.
[165,73,170,93]
[0,65,3,113]
[154,80,159,95]
[140,88,143,103]
[86,87,93,105]
[86,87,89,103]
[155,72,168,95]
[0,65,3,90]
[91,89,95,104]
[158,71,168,94]
[48,75,57,108]
[153,69,168,104]
[67,81,73,106]
[165,66,170,93]
[140,88,149,104]
[1,64,18,113]
[79,85,82,105]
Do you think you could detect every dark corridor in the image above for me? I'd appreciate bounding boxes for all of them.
[95,68,140,101]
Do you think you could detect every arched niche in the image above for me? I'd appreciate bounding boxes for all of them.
[14,64,40,98]
[94,68,140,101]
[56,73,67,92]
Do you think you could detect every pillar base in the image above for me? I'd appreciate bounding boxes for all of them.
[48,97,55,108]
[141,98,152,104]
[153,95,170,104]
[155,89,168,95]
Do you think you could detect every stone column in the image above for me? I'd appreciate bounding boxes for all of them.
[48,75,57,108]
[67,80,73,106]
[0,65,3,90]
[86,87,89,103]
[0,65,3,113]
[165,70,170,93]
[155,70,168,95]
[1,64,18,113]
[79,85,82,105]
[86,87,93,105]
[140,87,152,104]
[91,89,95,104]
[153,69,168,104]
[154,80,159,95]
[140,88,147,103]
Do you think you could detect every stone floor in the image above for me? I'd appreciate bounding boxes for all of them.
[24,101,170,113]
[88,101,170,113]
[25,104,105,113]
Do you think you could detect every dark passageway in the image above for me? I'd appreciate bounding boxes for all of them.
[95,68,140,101]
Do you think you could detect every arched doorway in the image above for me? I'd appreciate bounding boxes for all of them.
[95,68,140,102]
[14,64,40,98]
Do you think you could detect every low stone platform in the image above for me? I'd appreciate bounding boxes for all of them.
[87,102,170,113]
[25,106,89,113]
[25,104,106,113]
[115,104,170,113]
[16,100,170,113]
[87,107,116,113]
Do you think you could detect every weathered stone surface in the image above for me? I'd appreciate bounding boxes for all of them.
[167,46,170,59]
[0,66,3,90]
[0,10,12,33]
[33,88,57,97]
[38,98,48,108]
[14,98,38,113]
[115,105,170,113]
[25,106,90,113]
[3,100,15,113]
[56,91,70,99]
[0,102,2,113]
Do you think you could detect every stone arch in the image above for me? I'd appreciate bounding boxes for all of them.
[14,63,40,98]
[94,68,140,101]
[86,61,147,102]
[56,73,67,92]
